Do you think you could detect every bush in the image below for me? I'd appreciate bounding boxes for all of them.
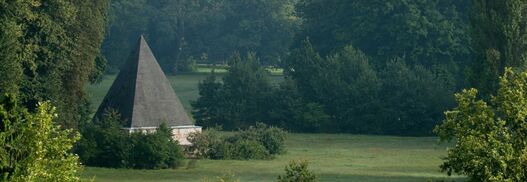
[76,109,131,168]
[277,160,317,182]
[188,123,287,160]
[77,111,184,169]
[225,139,270,160]
[129,123,183,169]
[236,123,287,155]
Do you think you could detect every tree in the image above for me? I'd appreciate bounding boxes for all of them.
[378,59,455,135]
[435,68,527,181]
[277,160,317,182]
[295,0,471,67]
[469,0,527,97]
[286,41,381,133]
[192,52,273,130]
[103,0,298,72]
[0,0,109,129]
[0,95,81,181]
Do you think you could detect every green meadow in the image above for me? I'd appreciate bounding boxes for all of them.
[83,73,464,182]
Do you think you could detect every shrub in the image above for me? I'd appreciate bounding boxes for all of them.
[77,112,184,169]
[129,123,184,169]
[188,123,287,160]
[236,123,287,155]
[225,139,270,160]
[277,160,317,182]
[76,109,131,168]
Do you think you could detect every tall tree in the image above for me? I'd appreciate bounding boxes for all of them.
[192,52,273,130]
[469,0,527,97]
[0,0,109,129]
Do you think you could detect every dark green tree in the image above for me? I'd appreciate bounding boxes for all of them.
[469,0,527,97]
[295,0,471,67]
[378,59,455,135]
[0,0,109,129]
[192,52,273,130]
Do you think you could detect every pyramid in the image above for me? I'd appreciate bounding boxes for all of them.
[94,35,193,128]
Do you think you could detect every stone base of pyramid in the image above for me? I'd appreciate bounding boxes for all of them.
[125,125,202,145]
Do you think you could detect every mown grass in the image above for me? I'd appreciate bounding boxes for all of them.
[81,134,462,182]
[84,73,463,181]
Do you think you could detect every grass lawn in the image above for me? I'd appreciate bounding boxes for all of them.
[81,134,462,182]
[84,73,463,181]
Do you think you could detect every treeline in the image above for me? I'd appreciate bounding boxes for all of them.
[192,0,471,135]
[103,0,298,73]
[193,44,454,135]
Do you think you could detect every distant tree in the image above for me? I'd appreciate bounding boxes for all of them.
[277,160,317,182]
[193,52,273,130]
[0,95,81,181]
[378,59,455,135]
[269,79,330,132]
[286,41,381,133]
[191,76,223,128]
[469,0,527,97]
[295,0,471,67]
[104,0,298,72]
[435,68,527,181]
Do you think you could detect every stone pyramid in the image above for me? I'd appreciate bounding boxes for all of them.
[94,35,193,128]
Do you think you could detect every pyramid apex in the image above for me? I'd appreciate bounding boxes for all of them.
[94,35,193,128]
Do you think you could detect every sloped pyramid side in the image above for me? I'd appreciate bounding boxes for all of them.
[94,36,193,128]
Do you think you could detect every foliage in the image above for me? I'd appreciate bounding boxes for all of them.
[103,0,298,72]
[0,0,109,129]
[0,95,81,181]
[469,0,527,97]
[377,60,455,135]
[283,41,456,135]
[188,123,287,160]
[295,0,471,67]
[77,111,183,169]
[129,123,184,169]
[192,52,273,130]
[236,123,287,155]
[434,68,527,181]
[268,79,330,132]
[76,109,131,168]
[277,160,317,182]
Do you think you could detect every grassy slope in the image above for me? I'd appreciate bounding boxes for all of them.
[84,73,463,181]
